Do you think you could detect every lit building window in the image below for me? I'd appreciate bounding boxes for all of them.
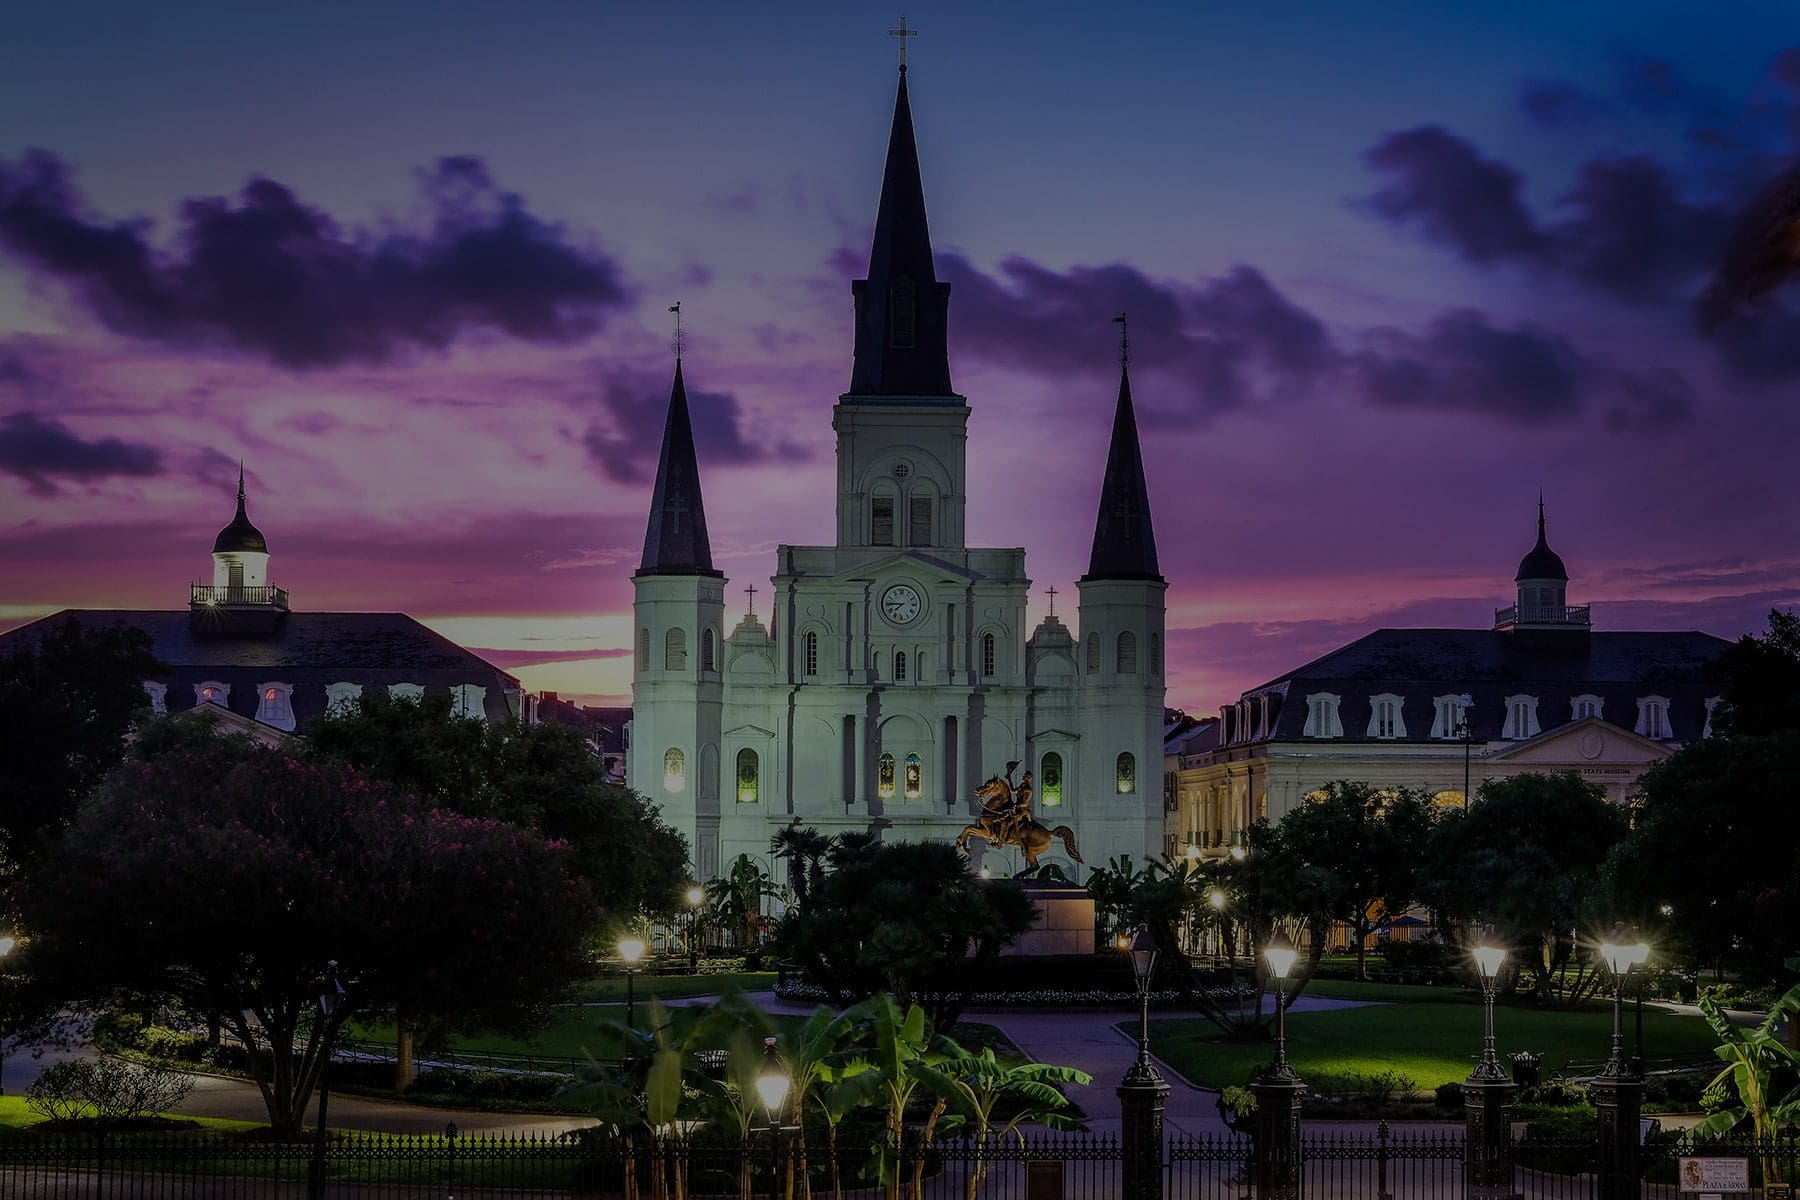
[904,752,923,800]
[736,748,759,804]
[665,628,687,672]
[325,682,362,712]
[1040,752,1064,807]
[450,683,486,718]
[1117,631,1137,673]
[142,681,167,714]
[1502,695,1541,740]
[1303,693,1343,738]
[878,752,896,799]
[663,747,686,793]
[388,683,424,703]
[194,681,230,707]
[255,682,296,731]
[804,630,819,676]
[1115,752,1136,794]
[982,633,996,677]
[1430,694,1472,739]
[1366,693,1406,740]
[1635,695,1672,740]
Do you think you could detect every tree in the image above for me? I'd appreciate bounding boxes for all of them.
[775,842,1035,1028]
[1692,983,1800,1185]
[1602,732,1800,983]
[0,616,163,867]
[1710,608,1800,736]
[770,820,832,907]
[1423,772,1628,1000]
[914,1047,1089,1200]
[20,738,591,1137]
[706,854,782,951]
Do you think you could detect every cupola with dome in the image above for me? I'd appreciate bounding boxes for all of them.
[1495,496,1588,633]
[191,464,289,632]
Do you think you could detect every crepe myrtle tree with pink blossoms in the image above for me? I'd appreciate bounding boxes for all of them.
[18,737,592,1138]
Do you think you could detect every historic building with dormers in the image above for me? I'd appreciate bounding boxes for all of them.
[626,67,1168,881]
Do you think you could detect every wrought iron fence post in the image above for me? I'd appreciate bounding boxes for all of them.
[444,1121,458,1200]
[1250,1075,1305,1200]
[1118,1058,1170,1200]
[1376,1120,1393,1200]
[1463,1074,1518,1199]
[1591,1073,1643,1200]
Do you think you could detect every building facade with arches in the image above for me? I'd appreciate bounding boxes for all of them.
[626,69,1167,881]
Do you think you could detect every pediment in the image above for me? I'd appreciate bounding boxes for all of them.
[1486,716,1671,766]
[725,723,777,740]
[1028,728,1082,742]
[831,549,980,585]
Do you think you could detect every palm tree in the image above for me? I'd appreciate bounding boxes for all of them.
[770,820,833,907]
[913,1047,1091,1200]
[707,854,781,950]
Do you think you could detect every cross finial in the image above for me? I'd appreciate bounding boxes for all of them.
[1112,312,1129,367]
[1045,585,1059,617]
[237,460,246,505]
[745,582,758,618]
[669,301,684,360]
[888,16,917,73]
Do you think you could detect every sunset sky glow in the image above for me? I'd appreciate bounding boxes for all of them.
[2,2,1797,710]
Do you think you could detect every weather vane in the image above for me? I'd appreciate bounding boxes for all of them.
[669,301,684,359]
[888,16,916,73]
[1113,312,1129,367]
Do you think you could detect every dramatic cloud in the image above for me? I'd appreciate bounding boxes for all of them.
[0,151,632,368]
[0,410,165,495]
[1363,127,1547,264]
[580,367,802,484]
[940,255,1334,413]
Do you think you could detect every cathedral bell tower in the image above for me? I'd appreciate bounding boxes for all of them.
[1076,328,1168,862]
[629,355,727,874]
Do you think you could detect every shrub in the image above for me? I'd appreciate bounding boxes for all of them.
[1435,1081,1464,1109]
[1379,941,1453,970]
[140,1026,210,1063]
[91,1012,147,1052]
[411,1068,567,1102]
[27,1058,195,1124]
[1519,1080,1588,1107]
[1304,1069,1417,1103]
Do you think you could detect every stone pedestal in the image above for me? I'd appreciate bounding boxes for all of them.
[1463,1074,1518,1200]
[1003,879,1096,956]
[1592,1071,1644,1200]
[1251,1074,1306,1200]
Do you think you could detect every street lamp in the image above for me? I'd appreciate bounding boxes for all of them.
[755,1036,791,1200]
[1598,924,1650,1076]
[685,885,705,973]
[1262,928,1300,1082]
[619,935,647,1029]
[1464,926,1514,1200]
[1122,924,1162,1083]
[1468,926,1508,1081]
[1455,710,1476,811]
[0,933,16,1096]
[309,962,346,1200]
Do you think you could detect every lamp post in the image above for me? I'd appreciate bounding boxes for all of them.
[1596,924,1651,1200]
[1464,925,1515,1200]
[1455,711,1475,811]
[1118,925,1169,1200]
[755,1036,791,1200]
[619,935,647,1029]
[0,934,16,1096]
[1252,928,1305,1200]
[309,962,346,1200]
[685,885,705,973]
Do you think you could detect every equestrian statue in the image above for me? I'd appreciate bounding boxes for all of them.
[954,760,1083,876]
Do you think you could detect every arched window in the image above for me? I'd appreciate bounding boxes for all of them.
[1150,633,1161,674]
[1503,694,1541,740]
[877,752,897,799]
[894,651,908,681]
[908,496,932,546]
[1115,752,1137,795]
[904,752,923,800]
[736,748,759,804]
[1303,693,1344,738]
[1365,693,1406,740]
[1430,694,1472,739]
[1572,694,1604,721]
[1040,752,1064,807]
[665,628,687,671]
[804,630,819,676]
[1117,631,1137,673]
[388,682,424,703]
[982,633,996,677]
[701,629,716,673]
[871,495,895,546]
[1086,633,1100,672]
[663,748,686,793]
[325,682,362,713]
[195,681,231,707]
[638,627,650,669]
[255,682,296,731]
[450,683,487,719]
[1635,695,1672,740]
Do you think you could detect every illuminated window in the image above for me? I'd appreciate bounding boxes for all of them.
[1115,752,1136,795]
[1572,694,1604,721]
[255,682,296,731]
[1635,695,1672,740]
[1303,693,1343,738]
[872,496,895,546]
[450,683,486,718]
[904,752,923,800]
[878,752,896,799]
[1040,752,1064,807]
[1432,790,1465,810]
[325,682,362,712]
[194,681,230,707]
[736,748,759,804]
[1117,631,1137,673]
[702,629,715,673]
[1366,693,1406,740]
[665,628,687,672]
[388,682,424,703]
[1086,633,1099,672]
[142,681,167,714]
[804,630,819,676]
[982,633,996,677]
[1502,695,1541,740]
[894,651,907,681]
[663,747,686,793]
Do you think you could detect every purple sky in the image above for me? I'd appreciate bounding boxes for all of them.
[2,3,1797,709]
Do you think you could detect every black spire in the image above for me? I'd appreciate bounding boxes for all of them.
[1515,492,1569,582]
[212,461,268,554]
[637,360,721,577]
[1082,361,1162,583]
[847,71,954,398]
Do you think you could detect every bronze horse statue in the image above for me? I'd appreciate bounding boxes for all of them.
[955,773,1083,875]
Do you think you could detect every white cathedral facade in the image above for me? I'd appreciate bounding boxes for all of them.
[626,69,1167,882]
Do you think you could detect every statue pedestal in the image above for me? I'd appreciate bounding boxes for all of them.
[1003,879,1096,956]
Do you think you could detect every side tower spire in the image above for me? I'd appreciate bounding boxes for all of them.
[847,62,953,397]
[1082,316,1162,582]
[638,355,721,578]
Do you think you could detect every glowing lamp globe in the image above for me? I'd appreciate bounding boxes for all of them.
[1471,925,1506,980]
[618,936,647,965]
[1263,929,1297,980]
[754,1036,790,1117]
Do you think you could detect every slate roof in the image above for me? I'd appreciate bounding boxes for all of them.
[637,360,721,577]
[1245,627,1729,745]
[212,469,268,554]
[1083,364,1162,583]
[0,609,521,728]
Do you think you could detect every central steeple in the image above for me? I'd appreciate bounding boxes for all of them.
[846,69,955,399]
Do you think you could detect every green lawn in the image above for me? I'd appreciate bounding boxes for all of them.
[1297,979,1481,1005]
[573,972,776,1003]
[1147,1001,1718,1092]
[0,1094,267,1136]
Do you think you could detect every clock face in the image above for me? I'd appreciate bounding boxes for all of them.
[881,584,922,625]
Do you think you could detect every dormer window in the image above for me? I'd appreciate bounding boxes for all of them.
[1430,694,1471,739]
[450,684,486,718]
[195,681,230,708]
[1571,694,1604,721]
[1635,695,1672,740]
[1502,695,1541,740]
[325,682,362,713]
[389,683,424,703]
[1703,696,1720,739]
[1366,693,1406,740]
[142,681,167,714]
[255,682,296,731]
[1303,693,1343,739]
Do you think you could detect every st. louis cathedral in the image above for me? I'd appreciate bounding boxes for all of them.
[626,67,1167,879]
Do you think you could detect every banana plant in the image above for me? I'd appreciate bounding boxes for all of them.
[912,1046,1092,1200]
[1693,983,1800,1185]
[841,994,939,1200]
[814,1061,884,1200]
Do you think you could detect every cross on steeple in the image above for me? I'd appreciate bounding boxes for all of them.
[669,301,684,359]
[888,16,916,73]
[1045,586,1058,617]
[745,582,758,618]
[1113,312,1130,367]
